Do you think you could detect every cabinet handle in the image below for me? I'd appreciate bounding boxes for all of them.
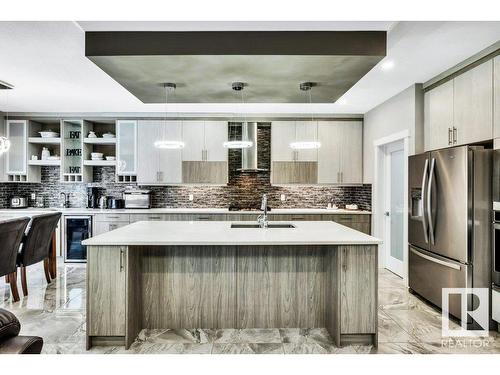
[448,128,452,145]
[119,248,124,272]
[149,216,162,220]
[197,216,211,221]
[452,127,457,144]
[340,171,343,183]
[106,216,120,219]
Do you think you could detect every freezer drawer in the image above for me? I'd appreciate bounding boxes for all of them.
[409,245,470,320]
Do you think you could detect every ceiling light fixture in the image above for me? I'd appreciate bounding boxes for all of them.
[380,60,395,71]
[336,98,347,105]
[0,81,13,155]
[223,82,253,149]
[290,82,321,150]
[154,82,185,149]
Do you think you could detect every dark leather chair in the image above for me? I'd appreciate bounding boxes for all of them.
[0,308,43,354]
[17,212,62,297]
[0,217,31,302]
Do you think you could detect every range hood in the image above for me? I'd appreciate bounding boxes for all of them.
[238,122,267,173]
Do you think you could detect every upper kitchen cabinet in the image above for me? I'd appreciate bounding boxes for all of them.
[137,120,182,184]
[453,59,493,145]
[181,121,228,184]
[6,119,41,183]
[424,80,454,151]
[271,121,318,184]
[271,120,362,185]
[494,55,500,139]
[271,121,296,162]
[424,59,494,151]
[116,120,137,183]
[317,121,362,184]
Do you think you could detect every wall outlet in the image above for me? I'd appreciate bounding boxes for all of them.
[188,194,194,201]
[31,193,36,200]
[280,194,286,202]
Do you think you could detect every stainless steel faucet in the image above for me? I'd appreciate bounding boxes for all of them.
[60,192,70,208]
[257,194,269,228]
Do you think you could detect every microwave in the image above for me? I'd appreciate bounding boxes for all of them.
[124,189,151,209]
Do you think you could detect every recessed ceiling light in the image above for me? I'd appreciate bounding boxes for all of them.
[380,60,395,71]
[336,98,347,105]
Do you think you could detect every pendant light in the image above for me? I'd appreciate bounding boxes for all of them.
[154,82,185,149]
[290,82,321,150]
[0,81,13,155]
[223,82,253,149]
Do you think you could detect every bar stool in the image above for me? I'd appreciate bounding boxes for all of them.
[0,217,31,302]
[17,212,61,297]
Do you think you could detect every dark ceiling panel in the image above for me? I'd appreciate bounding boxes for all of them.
[86,31,386,103]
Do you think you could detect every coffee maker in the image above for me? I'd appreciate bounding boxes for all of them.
[87,187,98,208]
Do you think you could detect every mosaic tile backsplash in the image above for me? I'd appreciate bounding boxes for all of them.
[0,125,371,210]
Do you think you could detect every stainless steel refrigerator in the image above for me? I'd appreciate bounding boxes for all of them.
[408,145,492,321]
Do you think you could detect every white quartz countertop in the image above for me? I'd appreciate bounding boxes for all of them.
[0,207,371,215]
[82,220,381,246]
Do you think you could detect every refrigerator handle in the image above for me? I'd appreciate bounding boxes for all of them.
[427,158,436,244]
[421,159,429,243]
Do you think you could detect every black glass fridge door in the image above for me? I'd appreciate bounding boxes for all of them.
[66,218,90,261]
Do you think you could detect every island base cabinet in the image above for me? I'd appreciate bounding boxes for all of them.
[338,245,377,342]
[86,244,378,349]
[86,246,126,349]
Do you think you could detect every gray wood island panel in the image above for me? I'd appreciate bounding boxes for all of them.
[84,221,380,350]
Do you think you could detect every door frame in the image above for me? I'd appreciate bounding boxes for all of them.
[373,130,410,281]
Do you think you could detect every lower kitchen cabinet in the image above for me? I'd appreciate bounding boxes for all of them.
[94,221,129,236]
[87,246,126,337]
[91,212,371,236]
[326,214,371,235]
[339,245,377,334]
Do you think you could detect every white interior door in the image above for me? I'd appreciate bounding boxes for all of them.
[384,140,405,276]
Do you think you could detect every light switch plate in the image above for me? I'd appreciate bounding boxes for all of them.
[188,194,194,201]
[280,194,286,202]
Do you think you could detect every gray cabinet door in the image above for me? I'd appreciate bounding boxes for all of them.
[454,59,493,145]
[94,221,129,236]
[317,121,341,183]
[424,80,454,151]
[338,121,363,184]
[494,56,500,139]
[137,121,160,183]
[87,246,126,336]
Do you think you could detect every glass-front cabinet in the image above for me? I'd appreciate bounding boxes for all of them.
[5,119,41,182]
[6,120,27,174]
[116,120,137,183]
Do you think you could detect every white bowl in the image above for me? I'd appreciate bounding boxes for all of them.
[105,156,116,161]
[39,131,59,138]
[102,133,115,138]
[90,152,103,159]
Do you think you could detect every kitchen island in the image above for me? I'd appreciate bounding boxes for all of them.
[82,220,381,350]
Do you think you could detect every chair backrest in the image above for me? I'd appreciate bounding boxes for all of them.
[18,212,61,267]
[0,217,31,277]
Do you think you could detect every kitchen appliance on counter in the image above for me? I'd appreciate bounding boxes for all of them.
[408,146,492,326]
[64,215,92,263]
[107,196,125,209]
[9,196,28,208]
[87,187,99,209]
[124,189,151,209]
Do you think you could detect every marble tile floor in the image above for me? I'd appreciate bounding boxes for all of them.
[1,259,499,354]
